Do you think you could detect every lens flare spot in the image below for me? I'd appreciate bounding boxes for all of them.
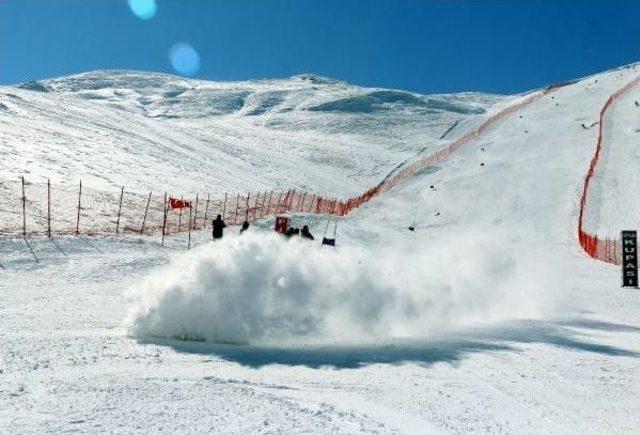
[128,0,157,20]
[169,43,201,77]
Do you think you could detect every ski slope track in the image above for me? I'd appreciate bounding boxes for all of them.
[2,64,640,434]
[578,74,640,264]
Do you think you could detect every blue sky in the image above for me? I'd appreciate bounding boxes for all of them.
[0,0,638,94]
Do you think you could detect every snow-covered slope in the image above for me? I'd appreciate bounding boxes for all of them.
[0,70,506,196]
[2,63,640,434]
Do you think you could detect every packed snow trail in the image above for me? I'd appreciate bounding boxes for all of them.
[577,72,640,263]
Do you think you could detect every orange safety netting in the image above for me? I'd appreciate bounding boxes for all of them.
[577,75,640,265]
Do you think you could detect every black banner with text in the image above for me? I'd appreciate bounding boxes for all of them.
[621,231,638,288]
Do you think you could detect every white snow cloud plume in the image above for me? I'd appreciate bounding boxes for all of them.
[125,232,570,344]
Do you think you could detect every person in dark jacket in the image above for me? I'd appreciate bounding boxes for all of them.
[300,225,314,240]
[239,221,249,234]
[211,214,226,240]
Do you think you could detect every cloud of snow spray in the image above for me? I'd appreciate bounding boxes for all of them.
[125,231,572,345]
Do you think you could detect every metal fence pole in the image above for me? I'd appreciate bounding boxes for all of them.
[140,191,152,234]
[234,193,240,225]
[289,189,296,211]
[188,204,192,250]
[222,192,228,221]
[178,196,183,232]
[245,192,250,222]
[266,190,274,217]
[47,178,51,238]
[115,187,124,235]
[161,191,168,246]
[75,180,82,235]
[193,193,199,230]
[203,193,210,228]
[21,176,26,237]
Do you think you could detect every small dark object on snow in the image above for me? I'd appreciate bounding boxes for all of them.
[481,147,486,152]
[524,130,528,134]
[480,162,485,166]
[321,220,338,247]
[240,221,249,234]
[211,215,226,240]
[635,100,639,107]
[301,225,314,240]
[322,237,336,246]
[430,185,435,189]
[519,115,523,119]
[581,121,599,129]
[408,226,415,231]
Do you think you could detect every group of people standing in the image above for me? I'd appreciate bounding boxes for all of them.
[285,225,314,240]
[210,215,314,241]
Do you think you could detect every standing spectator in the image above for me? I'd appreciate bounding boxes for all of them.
[239,221,249,234]
[211,214,226,240]
[300,225,314,240]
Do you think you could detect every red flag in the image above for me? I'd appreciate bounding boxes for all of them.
[169,197,191,209]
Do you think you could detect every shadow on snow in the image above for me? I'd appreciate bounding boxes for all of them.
[139,317,640,370]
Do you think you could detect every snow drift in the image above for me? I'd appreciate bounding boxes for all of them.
[126,231,570,345]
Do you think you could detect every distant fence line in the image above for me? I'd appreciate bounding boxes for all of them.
[0,81,568,243]
[0,177,347,242]
[578,74,640,265]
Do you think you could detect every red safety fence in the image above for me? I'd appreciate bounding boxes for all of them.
[0,179,346,239]
[577,75,640,264]
[0,81,569,241]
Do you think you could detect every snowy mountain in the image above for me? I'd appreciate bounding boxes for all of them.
[0,70,507,196]
[2,63,640,434]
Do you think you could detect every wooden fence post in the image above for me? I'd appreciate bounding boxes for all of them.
[251,192,260,221]
[275,191,284,213]
[47,178,51,238]
[234,193,240,225]
[252,192,260,221]
[260,190,267,218]
[115,187,124,235]
[203,193,210,228]
[188,204,192,250]
[161,191,168,246]
[309,194,316,213]
[222,192,228,221]
[178,196,184,232]
[76,180,82,235]
[21,176,26,237]
[298,191,307,212]
[266,190,274,217]
[193,193,199,230]
[289,189,296,211]
[245,192,250,222]
[140,191,152,234]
